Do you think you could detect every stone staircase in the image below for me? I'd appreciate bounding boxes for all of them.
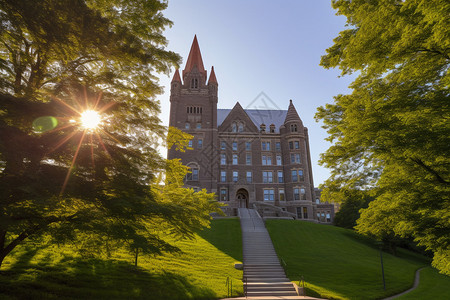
[239,208,299,298]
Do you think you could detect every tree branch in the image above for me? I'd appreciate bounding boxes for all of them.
[411,158,449,185]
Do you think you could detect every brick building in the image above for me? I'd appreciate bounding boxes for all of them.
[168,36,334,223]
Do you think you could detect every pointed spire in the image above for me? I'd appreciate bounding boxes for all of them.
[208,66,218,84]
[183,35,207,78]
[284,99,301,123]
[171,69,181,83]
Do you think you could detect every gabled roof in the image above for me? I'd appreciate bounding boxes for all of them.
[218,108,287,133]
[183,35,207,78]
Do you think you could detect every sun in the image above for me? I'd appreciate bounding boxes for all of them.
[80,110,101,130]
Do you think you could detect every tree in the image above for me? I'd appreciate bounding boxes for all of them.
[330,188,373,229]
[0,0,221,268]
[317,0,450,274]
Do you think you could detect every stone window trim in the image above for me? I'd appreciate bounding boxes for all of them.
[220,170,226,182]
[293,186,306,200]
[278,188,285,201]
[261,141,271,151]
[186,162,200,181]
[232,171,238,183]
[231,121,245,133]
[291,168,304,182]
[220,188,228,201]
[263,188,275,201]
[246,153,252,165]
[262,171,273,183]
[232,154,238,165]
[186,106,202,114]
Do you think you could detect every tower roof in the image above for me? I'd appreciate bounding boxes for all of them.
[171,69,181,83]
[284,99,301,123]
[183,35,207,78]
[208,66,218,84]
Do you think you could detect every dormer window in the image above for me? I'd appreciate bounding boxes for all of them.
[190,78,198,89]
[290,124,298,132]
[260,124,266,133]
[269,124,275,133]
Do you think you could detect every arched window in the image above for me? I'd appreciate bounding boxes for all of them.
[191,78,198,89]
[231,122,237,132]
[238,122,244,132]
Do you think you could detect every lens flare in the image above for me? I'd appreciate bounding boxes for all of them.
[80,110,101,130]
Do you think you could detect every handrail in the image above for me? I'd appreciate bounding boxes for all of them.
[225,277,232,297]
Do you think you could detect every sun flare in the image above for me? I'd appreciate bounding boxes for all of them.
[80,110,101,130]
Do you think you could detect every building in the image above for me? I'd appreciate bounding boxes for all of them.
[168,36,334,223]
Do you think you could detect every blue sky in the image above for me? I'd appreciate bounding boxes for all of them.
[157,1,356,186]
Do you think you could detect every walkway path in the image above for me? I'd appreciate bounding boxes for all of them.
[237,208,324,300]
[382,267,425,300]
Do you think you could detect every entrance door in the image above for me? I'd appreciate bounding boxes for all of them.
[236,189,249,208]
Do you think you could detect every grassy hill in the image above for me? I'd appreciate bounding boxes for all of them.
[0,218,243,300]
[266,219,449,300]
[1,218,448,299]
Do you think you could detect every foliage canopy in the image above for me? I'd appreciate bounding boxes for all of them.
[317,0,449,274]
[0,0,221,268]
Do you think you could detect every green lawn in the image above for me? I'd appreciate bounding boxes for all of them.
[0,218,243,300]
[395,266,450,299]
[266,219,449,300]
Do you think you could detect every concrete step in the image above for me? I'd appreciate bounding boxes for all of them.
[246,291,299,297]
[246,277,289,282]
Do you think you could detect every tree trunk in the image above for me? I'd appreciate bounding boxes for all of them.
[134,248,139,267]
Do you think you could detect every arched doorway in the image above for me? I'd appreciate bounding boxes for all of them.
[236,188,249,208]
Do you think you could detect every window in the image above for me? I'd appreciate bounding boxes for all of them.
[291,124,298,132]
[220,171,226,182]
[220,189,227,201]
[191,78,198,89]
[292,170,298,182]
[291,153,300,164]
[303,207,308,219]
[326,212,331,222]
[197,139,203,149]
[192,168,199,180]
[292,169,303,181]
[298,170,304,181]
[316,198,320,204]
[232,142,237,151]
[294,188,300,200]
[262,141,271,151]
[185,122,190,129]
[300,188,306,200]
[276,155,282,166]
[220,154,226,165]
[188,140,193,148]
[262,155,272,165]
[264,189,275,201]
[233,171,238,182]
[260,124,266,132]
[221,141,226,150]
[196,123,202,129]
[246,153,252,165]
[246,142,251,150]
[289,141,293,149]
[231,123,237,132]
[246,171,252,183]
[296,207,302,218]
[269,124,275,133]
[294,141,300,149]
[279,189,285,201]
[232,154,238,165]
[278,171,284,183]
[238,123,244,132]
[275,142,281,151]
[263,171,273,183]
